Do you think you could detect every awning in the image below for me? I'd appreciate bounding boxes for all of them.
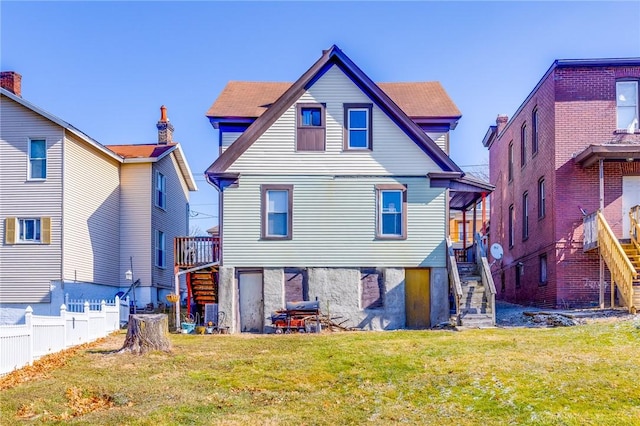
[575,144,640,168]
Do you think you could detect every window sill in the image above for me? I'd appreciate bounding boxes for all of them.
[26,178,46,182]
[375,235,407,241]
[154,204,166,211]
[261,236,292,241]
[15,241,44,245]
[614,129,640,134]
[343,147,372,152]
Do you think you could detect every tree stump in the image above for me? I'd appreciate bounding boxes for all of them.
[119,314,172,355]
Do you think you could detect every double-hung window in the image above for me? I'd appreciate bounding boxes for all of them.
[155,171,166,209]
[344,103,372,150]
[531,108,539,155]
[539,254,548,285]
[28,139,47,180]
[508,142,514,182]
[522,192,529,240]
[520,123,527,167]
[508,204,515,248]
[538,178,546,218]
[376,184,407,239]
[261,185,293,240]
[616,81,639,132]
[296,103,325,151]
[19,218,41,242]
[4,217,51,244]
[155,230,166,268]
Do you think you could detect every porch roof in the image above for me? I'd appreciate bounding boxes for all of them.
[575,144,640,168]
[429,173,494,211]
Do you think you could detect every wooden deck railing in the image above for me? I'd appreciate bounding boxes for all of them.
[174,236,219,268]
[597,212,637,312]
[630,205,640,252]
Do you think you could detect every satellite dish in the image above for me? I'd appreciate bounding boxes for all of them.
[490,243,504,260]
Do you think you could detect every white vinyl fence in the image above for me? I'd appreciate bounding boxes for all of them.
[0,296,127,376]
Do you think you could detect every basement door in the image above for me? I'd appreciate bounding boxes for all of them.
[405,268,430,329]
[238,271,264,333]
[622,176,640,237]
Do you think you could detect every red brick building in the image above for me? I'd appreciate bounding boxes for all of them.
[483,59,640,308]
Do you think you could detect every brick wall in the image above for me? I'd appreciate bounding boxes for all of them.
[488,62,640,308]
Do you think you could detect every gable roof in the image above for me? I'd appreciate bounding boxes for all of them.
[205,45,463,177]
[107,143,198,191]
[206,81,461,120]
[1,87,122,162]
[1,87,197,191]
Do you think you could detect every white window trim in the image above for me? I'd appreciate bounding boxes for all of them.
[155,230,166,268]
[616,80,639,132]
[347,108,370,150]
[19,218,42,243]
[27,138,47,181]
[155,171,166,210]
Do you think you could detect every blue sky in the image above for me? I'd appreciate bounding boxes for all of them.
[2,1,639,233]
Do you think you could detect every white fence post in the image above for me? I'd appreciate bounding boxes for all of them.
[25,306,33,367]
[60,304,68,348]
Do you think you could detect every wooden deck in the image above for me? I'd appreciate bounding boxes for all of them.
[174,236,219,269]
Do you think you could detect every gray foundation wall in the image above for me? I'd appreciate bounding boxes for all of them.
[430,267,449,326]
[220,266,450,333]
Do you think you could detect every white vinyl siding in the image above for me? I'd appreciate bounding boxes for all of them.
[227,65,440,176]
[0,95,63,303]
[426,132,448,154]
[222,175,446,267]
[119,163,153,290]
[221,131,242,154]
[63,134,120,286]
[151,154,190,289]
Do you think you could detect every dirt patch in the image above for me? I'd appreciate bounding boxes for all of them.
[496,300,637,328]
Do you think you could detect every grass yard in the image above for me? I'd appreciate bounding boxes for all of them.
[1,318,640,425]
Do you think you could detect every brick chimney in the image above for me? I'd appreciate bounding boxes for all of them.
[496,114,509,133]
[1,71,22,97]
[156,105,174,145]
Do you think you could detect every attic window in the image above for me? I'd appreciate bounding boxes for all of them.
[296,103,325,151]
[344,103,372,150]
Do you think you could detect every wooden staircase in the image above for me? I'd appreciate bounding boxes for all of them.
[621,243,640,310]
[188,267,218,306]
[457,262,494,328]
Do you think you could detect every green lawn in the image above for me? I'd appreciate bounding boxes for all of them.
[2,319,639,425]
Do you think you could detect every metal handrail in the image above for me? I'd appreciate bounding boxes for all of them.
[475,233,496,326]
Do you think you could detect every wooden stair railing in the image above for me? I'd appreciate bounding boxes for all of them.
[597,212,638,313]
[446,236,463,325]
